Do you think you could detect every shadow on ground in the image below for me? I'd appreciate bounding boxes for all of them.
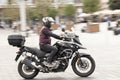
[21,76,95,80]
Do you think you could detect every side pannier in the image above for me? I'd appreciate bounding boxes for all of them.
[8,35,25,47]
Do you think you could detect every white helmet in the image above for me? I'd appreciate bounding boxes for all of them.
[42,17,55,23]
[42,17,55,28]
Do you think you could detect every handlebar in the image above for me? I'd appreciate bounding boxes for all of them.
[62,37,71,41]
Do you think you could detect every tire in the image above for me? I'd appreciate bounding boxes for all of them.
[71,55,95,77]
[18,62,39,79]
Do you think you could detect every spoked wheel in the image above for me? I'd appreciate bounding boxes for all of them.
[18,62,39,79]
[72,56,95,77]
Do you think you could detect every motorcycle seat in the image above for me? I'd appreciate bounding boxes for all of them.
[25,47,47,58]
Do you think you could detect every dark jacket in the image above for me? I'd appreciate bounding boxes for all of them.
[39,26,62,45]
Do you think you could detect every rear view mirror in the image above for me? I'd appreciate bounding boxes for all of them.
[61,28,65,32]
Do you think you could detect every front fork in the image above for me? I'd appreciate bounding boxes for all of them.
[74,51,90,65]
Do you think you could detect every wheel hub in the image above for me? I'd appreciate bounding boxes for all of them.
[77,60,89,70]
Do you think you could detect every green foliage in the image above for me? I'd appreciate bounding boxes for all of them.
[47,8,58,18]
[109,0,120,10]
[82,0,100,13]
[27,2,58,20]
[62,4,76,17]
[27,8,41,20]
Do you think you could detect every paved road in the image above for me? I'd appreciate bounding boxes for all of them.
[0,24,120,80]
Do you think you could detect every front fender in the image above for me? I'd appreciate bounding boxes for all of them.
[71,52,91,66]
[76,52,90,57]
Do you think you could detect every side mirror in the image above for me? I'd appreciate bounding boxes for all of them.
[61,28,65,32]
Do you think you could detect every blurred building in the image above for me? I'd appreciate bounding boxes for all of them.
[0,0,110,21]
[0,0,35,20]
[0,0,83,19]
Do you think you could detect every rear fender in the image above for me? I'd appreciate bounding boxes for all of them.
[15,47,25,61]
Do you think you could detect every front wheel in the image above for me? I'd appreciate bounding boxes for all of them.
[18,62,39,79]
[71,55,95,77]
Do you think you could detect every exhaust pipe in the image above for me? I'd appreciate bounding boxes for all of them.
[22,58,36,69]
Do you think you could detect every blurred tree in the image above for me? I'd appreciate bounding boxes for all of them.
[109,0,120,10]
[27,8,40,21]
[63,4,76,17]
[8,0,12,4]
[60,4,76,28]
[27,1,58,21]
[47,8,58,19]
[82,0,100,13]
[62,4,76,21]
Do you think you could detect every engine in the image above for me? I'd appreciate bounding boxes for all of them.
[59,49,73,59]
[51,49,73,72]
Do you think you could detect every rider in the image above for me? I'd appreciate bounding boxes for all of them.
[39,17,63,67]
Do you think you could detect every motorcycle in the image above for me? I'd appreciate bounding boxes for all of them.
[7,30,95,79]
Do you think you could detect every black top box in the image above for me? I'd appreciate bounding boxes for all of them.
[8,35,25,47]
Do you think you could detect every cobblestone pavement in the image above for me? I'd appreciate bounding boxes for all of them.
[0,26,120,80]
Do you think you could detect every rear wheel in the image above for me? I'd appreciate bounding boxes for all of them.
[18,62,39,79]
[72,55,95,77]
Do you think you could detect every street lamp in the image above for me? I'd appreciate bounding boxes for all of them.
[54,0,60,25]
[19,0,27,32]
